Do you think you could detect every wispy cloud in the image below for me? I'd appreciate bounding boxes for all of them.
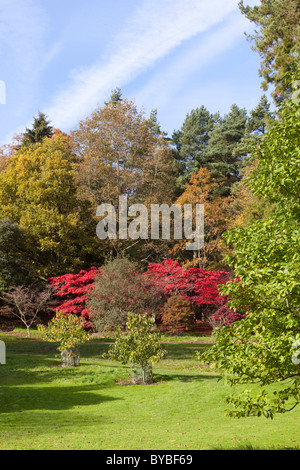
[133,9,256,122]
[45,0,240,130]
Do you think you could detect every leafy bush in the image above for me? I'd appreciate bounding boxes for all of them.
[88,257,164,333]
[161,295,195,334]
[207,304,244,330]
[49,267,99,327]
[38,311,89,364]
[145,258,231,320]
[103,313,166,384]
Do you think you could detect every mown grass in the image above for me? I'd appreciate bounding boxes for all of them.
[0,329,299,450]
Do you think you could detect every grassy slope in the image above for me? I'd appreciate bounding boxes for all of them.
[0,331,299,450]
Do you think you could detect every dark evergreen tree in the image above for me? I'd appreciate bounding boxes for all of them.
[21,112,53,147]
[171,106,218,191]
[107,87,123,107]
[247,94,274,135]
[200,104,247,196]
[233,94,275,166]
[148,109,162,136]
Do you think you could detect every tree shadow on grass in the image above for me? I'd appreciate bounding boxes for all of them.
[212,443,300,450]
[153,372,219,384]
[162,342,211,361]
[0,383,120,413]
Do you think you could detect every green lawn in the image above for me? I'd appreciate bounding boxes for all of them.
[0,330,299,450]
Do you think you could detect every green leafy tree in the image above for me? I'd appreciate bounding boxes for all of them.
[0,219,30,291]
[239,0,300,104]
[200,75,300,418]
[38,311,89,365]
[103,313,166,384]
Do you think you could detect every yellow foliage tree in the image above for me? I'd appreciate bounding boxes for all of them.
[0,133,96,280]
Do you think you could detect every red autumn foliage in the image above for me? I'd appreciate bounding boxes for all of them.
[144,258,230,307]
[207,304,244,329]
[48,259,242,331]
[48,267,100,327]
[144,259,243,327]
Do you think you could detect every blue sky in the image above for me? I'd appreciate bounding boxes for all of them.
[0,0,270,145]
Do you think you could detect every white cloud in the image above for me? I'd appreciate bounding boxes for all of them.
[135,11,250,102]
[44,0,241,130]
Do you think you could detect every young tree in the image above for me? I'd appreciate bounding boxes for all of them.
[1,285,53,337]
[38,311,89,366]
[103,313,166,384]
[200,75,300,418]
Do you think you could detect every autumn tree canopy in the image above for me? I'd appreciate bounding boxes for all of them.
[0,133,97,280]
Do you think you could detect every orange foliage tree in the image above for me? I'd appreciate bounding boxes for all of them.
[173,167,232,268]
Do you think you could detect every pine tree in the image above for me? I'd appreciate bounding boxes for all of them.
[247,94,274,135]
[233,94,275,166]
[106,87,123,107]
[200,104,247,196]
[171,106,218,191]
[20,112,53,147]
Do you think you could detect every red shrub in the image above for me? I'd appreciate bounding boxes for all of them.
[145,258,231,310]
[48,267,100,327]
[207,304,245,330]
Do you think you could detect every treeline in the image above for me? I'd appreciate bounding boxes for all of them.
[0,0,299,294]
[0,90,275,288]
